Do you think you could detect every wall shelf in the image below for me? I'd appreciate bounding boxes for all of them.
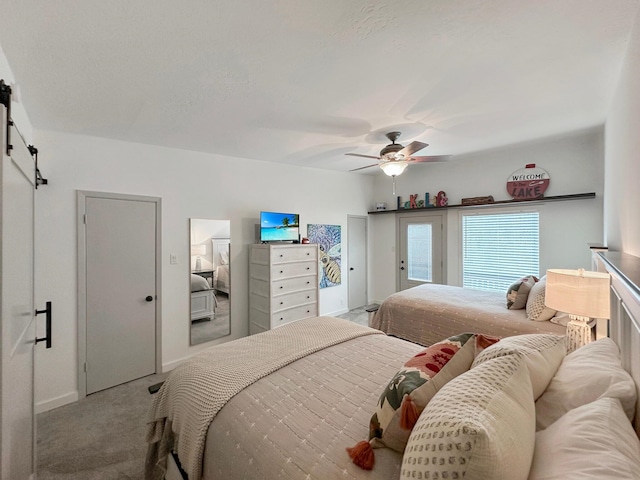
[368,192,596,215]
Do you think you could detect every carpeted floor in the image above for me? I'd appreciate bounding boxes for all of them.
[36,307,372,479]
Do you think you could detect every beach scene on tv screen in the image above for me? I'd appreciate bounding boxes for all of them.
[261,212,299,241]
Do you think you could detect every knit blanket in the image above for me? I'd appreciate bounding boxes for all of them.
[145,316,380,480]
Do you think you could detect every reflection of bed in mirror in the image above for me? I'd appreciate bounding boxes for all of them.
[190,273,216,322]
[212,238,230,295]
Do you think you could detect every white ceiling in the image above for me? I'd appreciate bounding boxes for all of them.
[1,0,638,173]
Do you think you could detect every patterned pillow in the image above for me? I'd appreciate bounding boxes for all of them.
[472,333,565,399]
[401,354,536,480]
[506,275,537,309]
[526,276,557,321]
[346,333,499,469]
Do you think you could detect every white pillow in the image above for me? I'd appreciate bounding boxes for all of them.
[190,273,210,292]
[401,354,535,480]
[535,337,637,431]
[472,334,565,399]
[526,276,557,321]
[529,397,640,480]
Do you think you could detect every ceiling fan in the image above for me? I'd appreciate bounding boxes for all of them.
[346,131,451,177]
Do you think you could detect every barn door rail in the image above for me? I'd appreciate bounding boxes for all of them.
[35,301,52,349]
[0,79,12,155]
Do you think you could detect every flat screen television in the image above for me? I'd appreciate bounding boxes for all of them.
[260,211,299,242]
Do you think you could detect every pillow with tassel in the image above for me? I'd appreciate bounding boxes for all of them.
[346,332,500,470]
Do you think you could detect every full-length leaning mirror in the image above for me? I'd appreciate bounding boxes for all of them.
[189,218,231,345]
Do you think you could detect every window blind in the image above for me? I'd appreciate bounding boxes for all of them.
[462,211,539,292]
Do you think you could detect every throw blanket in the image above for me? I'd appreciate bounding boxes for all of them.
[145,316,380,480]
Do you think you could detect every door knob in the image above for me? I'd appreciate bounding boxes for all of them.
[145,296,154,302]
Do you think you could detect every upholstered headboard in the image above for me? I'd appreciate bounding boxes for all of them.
[594,251,640,436]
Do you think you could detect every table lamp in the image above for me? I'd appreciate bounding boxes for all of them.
[545,268,610,351]
[191,244,206,270]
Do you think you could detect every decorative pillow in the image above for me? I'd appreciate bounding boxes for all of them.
[506,275,537,309]
[472,333,565,399]
[401,354,535,480]
[526,276,557,321]
[535,337,637,430]
[346,333,499,469]
[529,397,640,479]
[190,273,210,292]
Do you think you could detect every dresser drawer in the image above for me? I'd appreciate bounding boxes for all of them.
[272,289,317,313]
[271,303,318,328]
[272,275,316,294]
[271,245,317,264]
[271,261,317,280]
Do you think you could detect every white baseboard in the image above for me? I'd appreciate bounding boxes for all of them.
[163,355,195,372]
[324,307,349,317]
[36,390,78,414]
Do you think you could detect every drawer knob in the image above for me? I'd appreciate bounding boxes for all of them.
[306,295,310,299]
[280,254,283,257]
[279,286,283,289]
[306,267,310,270]
[280,270,283,274]
[306,281,310,284]
[280,301,284,305]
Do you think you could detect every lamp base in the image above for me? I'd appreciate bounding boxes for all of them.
[565,315,594,353]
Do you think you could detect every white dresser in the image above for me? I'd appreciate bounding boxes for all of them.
[249,243,319,334]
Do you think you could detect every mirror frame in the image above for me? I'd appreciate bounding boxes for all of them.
[189,218,231,345]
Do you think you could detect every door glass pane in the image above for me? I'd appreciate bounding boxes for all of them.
[407,224,432,282]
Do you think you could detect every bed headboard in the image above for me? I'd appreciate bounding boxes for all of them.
[593,251,640,436]
[211,238,230,269]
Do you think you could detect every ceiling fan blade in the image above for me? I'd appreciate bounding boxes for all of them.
[345,153,381,160]
[407,155,452,163]
[349,163,380,172]
[398,140,428,157]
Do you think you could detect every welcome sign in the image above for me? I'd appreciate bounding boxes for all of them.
[506,164,550,200]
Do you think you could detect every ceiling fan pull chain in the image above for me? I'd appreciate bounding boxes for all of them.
[392,176,397,195]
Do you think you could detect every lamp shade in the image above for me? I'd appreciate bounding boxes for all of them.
[545,269,610,319]
[380,160,408,177]
[190,244,206,256]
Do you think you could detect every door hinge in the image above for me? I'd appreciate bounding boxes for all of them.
[84,362,87,373]
[83,214,87,225]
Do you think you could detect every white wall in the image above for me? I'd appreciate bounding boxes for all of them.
[32,129,374,411]
[605,8,640,257]
[0,45,32,146]
[369,128,605,303]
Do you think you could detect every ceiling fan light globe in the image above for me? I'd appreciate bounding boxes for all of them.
[380,160,408,176]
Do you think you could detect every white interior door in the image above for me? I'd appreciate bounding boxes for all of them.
[0,108,36,479]
[83,195,158,394]
[347,215,367,309]
[398,213,445,291]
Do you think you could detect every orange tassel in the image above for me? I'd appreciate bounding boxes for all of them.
[346,440,375,470]
[400,395,420,430]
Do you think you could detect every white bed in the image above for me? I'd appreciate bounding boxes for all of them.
[148,250,640,480]
[190,274,215,322]
[211,238,230,295]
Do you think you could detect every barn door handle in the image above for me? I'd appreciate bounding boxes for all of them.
[145,296,154,302]
[35,301,52,349]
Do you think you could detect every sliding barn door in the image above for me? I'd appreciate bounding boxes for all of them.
[0,105,36,479]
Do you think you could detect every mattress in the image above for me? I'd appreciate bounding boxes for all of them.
[371,283,566,347]
[201,333,423,479]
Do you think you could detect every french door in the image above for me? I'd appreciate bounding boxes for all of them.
[398,213,445,291]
